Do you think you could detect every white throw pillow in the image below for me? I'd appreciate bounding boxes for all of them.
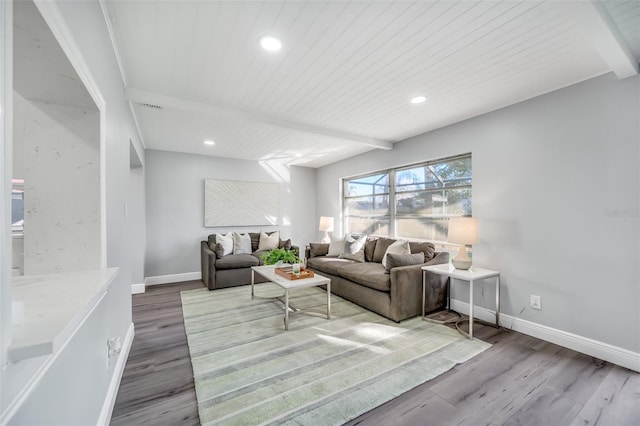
[258,231,279,251]
[344,234,366,254]
[215,232,234,256]
[381,240,410,268]
[233,232,252,255]
[327,236,345,257]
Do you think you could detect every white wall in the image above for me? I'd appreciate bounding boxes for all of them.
[145,150,316,278]
[1,0,145,424]
[14,93,101,275]
[128,142,145,285]
[316,72,639,354]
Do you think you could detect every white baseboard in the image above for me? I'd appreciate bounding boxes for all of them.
[449,299,640,373]
[131,283,145,294]
[97,322,135,426]
[144,271,201,286]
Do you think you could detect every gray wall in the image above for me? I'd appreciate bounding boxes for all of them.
[315,72,639,353]
[145,150,316,278]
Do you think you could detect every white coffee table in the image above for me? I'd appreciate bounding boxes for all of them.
[251,265,331,331]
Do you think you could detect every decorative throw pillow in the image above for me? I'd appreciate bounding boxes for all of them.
[279,238,292,250]
[327,236,345,257]
[215,232,234,256]
[372,237,397,263]
[339,234,366,262]
[309,243,329,257]
[385,252,425,273]
[233,233,252,255]
[258,231,279,251]
[381,240,410,268]
[409,241,436,262]
[212,243,225,258]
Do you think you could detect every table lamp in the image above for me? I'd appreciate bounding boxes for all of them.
[448,217,478,270]
[318,216,334,243]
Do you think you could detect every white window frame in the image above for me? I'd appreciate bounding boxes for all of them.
[342,153,472,246]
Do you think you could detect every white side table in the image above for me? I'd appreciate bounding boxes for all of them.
[422,263,500,339]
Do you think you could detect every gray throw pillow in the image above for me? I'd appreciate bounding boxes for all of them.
[385,252,425,273]
[409,241,436,262]
[279,239,292,250]
[212,243,225,258]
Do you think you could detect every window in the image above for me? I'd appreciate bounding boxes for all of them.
[343,154,471,242]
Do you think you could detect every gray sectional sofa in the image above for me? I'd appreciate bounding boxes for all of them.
[305,237,449,322]
[201,232,299,290]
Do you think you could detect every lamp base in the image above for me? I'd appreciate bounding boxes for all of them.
[452,245,472,270]
[320,231,330,244]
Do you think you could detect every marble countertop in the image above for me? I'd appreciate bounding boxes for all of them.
[9,268,119,362]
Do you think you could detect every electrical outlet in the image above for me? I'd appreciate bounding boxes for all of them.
[530,295,541,310]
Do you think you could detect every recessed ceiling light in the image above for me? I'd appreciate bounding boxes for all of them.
[410,96,427,104]
[259,35,282,52]
[203,140,215,146]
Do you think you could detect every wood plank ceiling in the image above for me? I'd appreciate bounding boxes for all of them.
[103,0,639,168]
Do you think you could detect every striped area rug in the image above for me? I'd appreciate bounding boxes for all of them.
[181,282,490,426]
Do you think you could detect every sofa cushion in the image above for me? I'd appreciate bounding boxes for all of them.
[249,232,261,252]
[385,252,425,272]
[364,238,377,262]
[215,253,260,270]
[372,237,396,263]
[309,243,329,257]
[306,256,356,276]
[409,241,436,262]
[336,262,390,292]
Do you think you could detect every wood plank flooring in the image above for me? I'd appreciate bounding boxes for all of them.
[111,282,640,426]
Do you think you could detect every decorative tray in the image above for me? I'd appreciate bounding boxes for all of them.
[275,267,314,280]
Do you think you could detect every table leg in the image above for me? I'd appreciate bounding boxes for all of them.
[284,289,289,331]
[251,269,255,299]
[327,281,331,319]
[422,270,426,320]
[496,275,500,328]
[469,279,474,340]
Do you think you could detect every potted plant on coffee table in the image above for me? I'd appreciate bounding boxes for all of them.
[260,248,302,267]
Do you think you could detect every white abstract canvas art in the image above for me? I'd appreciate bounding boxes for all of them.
[204,179,280,227]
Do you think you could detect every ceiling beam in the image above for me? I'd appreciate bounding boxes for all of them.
[125,87,393,151]
[553,1,638,79]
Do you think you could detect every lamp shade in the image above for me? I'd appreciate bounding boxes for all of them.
[447,217,478,245]
[318,216,334,232]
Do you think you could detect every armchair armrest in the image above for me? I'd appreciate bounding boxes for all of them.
[201,241,217,290]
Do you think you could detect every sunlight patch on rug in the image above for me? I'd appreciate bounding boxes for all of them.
[181,283,490,426]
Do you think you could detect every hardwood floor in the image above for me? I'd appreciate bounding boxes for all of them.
[111,282,640,426]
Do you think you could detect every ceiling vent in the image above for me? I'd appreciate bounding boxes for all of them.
[138,102,163,110]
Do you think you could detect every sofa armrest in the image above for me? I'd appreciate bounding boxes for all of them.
[201,241,217,290]
[388,252,450,321]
